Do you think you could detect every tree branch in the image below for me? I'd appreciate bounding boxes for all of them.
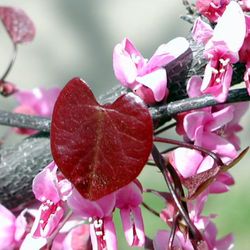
[0,88,249,132]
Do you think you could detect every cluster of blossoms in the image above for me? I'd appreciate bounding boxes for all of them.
[0,162,145,249]
[0,1,250,250]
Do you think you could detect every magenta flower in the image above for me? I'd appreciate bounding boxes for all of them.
[13,87,61,135]
[30,161,72,238]
[192,1,246,102]
[115,181,145,247]
[196,0,230,22]
[68,189,117,250]
[0,204,28,250]
[113,37,189,104]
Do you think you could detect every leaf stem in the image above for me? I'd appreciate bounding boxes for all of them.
[142,202,160,217]
[1,43,17,81]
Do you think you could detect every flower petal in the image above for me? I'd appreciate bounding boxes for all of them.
[212,1,246,53]
[32,162,60,203]
[207,105,234,131]
[116,182,142,208]
[196,130,237,159]
[120,208,133,246]
[145,37,189,72]
[68,189,116,218]
[113,43,138,86]
[192,17,213,44]
[170,148,203,178]
[136,68,167,101]
[104,217,118,250]
[133,207,145,247]
[184,111,212,140]
[186,76,203,98]
[0,204,15,249]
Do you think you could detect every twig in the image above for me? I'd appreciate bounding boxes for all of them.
[0,110,51,132]
[151,145,203,243]
[154,137,224,166]
[1,43,17,81]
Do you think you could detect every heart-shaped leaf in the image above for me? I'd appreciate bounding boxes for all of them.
[0,7,35,43]
[51,78,153,200]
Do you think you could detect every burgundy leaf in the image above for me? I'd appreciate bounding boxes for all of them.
[51,78,153,200]
[0,6,35,43]
[183,166,220,200]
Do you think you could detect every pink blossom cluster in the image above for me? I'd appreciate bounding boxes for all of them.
[0,162,145,250]
[0,1,249,250]
[113,1,250,104]
[13,87,61,135]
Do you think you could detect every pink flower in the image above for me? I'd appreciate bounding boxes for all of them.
[192,17,213,45]
[157,192,233,249]
[52,223,91,250]
[113,37,189,104]
[196,0,230,22]
[183,106,237,160]
[153,230,193,250]
[20,233,47,250]
[156,194,210,249]
[169,148,234,194]
[68,189,117,250]
[239,15,250,95]
[115,181,145,247]
[204,221,234,249]
[212,102,249,150]
[13,87,61,135]
[0,204,28,250]
[30,161,72,238]
[14,87,61,116]
[186,76,248,152]
[192,1,246,102]
[238,0,250,11]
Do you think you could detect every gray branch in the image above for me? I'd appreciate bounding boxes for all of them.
[0,89,249,133]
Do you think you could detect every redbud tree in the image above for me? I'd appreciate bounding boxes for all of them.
[0,1,250,249]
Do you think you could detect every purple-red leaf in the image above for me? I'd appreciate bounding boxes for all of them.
[184,147,249,199]
[0,6,35,43]
[51,78,153,200]
[183,166,220,200]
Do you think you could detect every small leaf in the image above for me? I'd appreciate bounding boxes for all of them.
[221,147,249,172]
[0,6,35,43]
[183,166,220,200]
[184,147,249,199]
[51,78,153,200]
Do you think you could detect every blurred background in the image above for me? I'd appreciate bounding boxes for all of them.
[0,0,249,249]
